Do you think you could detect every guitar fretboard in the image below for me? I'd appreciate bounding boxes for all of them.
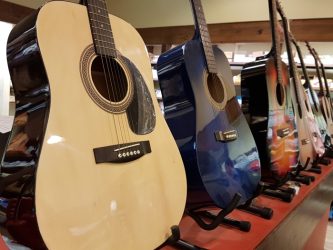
[86,0,117,57]
[307,43,325,96]
[276,1,301,108]
[269,0,283,86]
[314,49,331,98]
[291,37,320,112]
[191,0,217,74]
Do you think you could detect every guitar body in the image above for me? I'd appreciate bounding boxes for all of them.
[289,77,316,168]
[294,41,332,149]
[320,95,333,139]
[241,56,299,178]
[4,2,186,249]
[302,88,325,157]
[157,39,261,208]
[311,92,332,150]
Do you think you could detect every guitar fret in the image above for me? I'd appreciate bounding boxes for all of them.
[94,38,114,45]
[191,0,217,73]
[96,45,116,51]
[92,31,114,39]
[91,22,111,29]
[87,0,116,57]
[89,11,108,19]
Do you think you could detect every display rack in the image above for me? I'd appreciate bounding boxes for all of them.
[161,163,333,250]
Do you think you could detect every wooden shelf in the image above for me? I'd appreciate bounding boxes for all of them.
[162,164,333,250]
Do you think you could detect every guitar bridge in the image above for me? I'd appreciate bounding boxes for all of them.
[301,138,310,145]
[277,128,290,138]
[93,141,151,163]
[215,130,238,142]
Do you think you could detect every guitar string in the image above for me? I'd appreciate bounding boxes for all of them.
[310,46,329,122]
[316,49,333,120]
[282,13,316,159]
[301,44,318,112]
[292,38,315,117]
[89,0,120,147]
[311,45,333,137]
[95,0,129,145]
[298,40,329,142]
[86,0,119,147]
[306,42,331,141]
[93,0,131,144]
[194,0,218,118]
[89,0,124,146]
[109,41,132,143]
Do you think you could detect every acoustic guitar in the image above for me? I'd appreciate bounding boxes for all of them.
[157,0,261,209]
[3,1,186,249]
[313,48,333,121]
[241,0,299,179]
[306,43,333,144]
[277,2,318,168]
[289,36,326,156]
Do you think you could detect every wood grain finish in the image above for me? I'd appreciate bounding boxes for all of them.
[0,2,332,44]
[0,0,33,24]
[137,18,333,44]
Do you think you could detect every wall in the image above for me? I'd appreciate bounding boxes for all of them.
[0,21,13,116]
[107,0,333,28]
[5,0,333,28]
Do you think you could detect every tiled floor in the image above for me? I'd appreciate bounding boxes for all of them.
[325,221,333,250]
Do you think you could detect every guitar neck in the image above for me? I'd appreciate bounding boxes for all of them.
[268,0,283,86]
[314,49,331,98]
[291,36,319,111]
[306,42,325,96]
[86,0,117,57]
[277,2,301,108]
[190,0,217,73]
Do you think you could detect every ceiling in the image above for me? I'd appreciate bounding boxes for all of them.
[4,0,333,28]
[3,0,333,72]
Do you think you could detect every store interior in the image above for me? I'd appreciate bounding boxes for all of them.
[0,0,333,249]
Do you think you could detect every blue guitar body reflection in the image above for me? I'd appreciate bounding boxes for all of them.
[157,37,261,208]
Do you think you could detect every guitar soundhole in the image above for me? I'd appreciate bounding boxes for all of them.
[91,56,128,103]
[276,83,285,106]
[207,73,224,104]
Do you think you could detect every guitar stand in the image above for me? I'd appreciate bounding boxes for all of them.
[156,225,206,250]
[186,193,251,232]
[290,162,314,185]
[237,182,273,220]
[323,147,333,159]
[261,174,295,203]
[313,152,330,166]
[306,166,322,174]
[318,158,330,166]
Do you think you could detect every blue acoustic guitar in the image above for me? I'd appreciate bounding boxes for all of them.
[157,0,261,209]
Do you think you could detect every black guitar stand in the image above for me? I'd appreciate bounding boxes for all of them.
[185,193,251,232]
[237,182,273,220]
[312,154,328,169]
[290,161,314,185]
[306,148,333,174]
[156,225,206,250]
[323,146,333,159]
[261,173,295,203]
